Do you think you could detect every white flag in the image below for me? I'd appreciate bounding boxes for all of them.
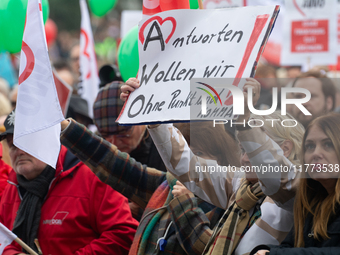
[79,0,100,118]
[0,222,17,254]
[15,0,64,169]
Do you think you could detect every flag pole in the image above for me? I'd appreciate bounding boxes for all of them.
[198,0,203,9]
[14,238,39,255]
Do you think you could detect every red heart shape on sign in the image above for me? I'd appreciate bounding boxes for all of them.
[139,16,177,45]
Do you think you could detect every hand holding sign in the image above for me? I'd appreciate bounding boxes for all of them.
[236,78,261,122]
[120,78,140,101]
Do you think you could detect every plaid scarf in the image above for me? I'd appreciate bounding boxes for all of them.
[129,173,176,255]
[203,179,264,255]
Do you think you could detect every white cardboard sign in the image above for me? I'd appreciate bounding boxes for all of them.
[118,6,279,124]
[281,0,337,66]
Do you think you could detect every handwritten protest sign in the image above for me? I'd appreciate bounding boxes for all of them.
[203,0,284,66]
[281,0,337,66]
[118,6,279,124]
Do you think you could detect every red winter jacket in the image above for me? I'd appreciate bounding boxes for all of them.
[0,143,11,199]
[0,146,138,255]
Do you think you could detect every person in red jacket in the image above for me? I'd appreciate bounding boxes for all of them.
[0,111,138,255]
[0,143,11,199]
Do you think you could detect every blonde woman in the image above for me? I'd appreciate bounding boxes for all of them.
[254,113,340,255]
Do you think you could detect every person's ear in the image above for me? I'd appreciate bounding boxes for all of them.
[281,140,293,158]
[326,96,333,112]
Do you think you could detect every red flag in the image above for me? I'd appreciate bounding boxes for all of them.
[53,69,73,116]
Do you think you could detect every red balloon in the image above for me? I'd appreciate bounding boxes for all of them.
[45,19,58,47]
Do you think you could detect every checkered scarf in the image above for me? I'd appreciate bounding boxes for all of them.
[203,179,264,255]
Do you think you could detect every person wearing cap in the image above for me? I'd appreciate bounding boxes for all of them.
[98,64,123,89]
[93,81,167,220]
[0,111,138,255]
[93,81,166,171]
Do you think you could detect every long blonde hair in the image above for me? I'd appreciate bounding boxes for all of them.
[252,111,305,166]
[294,113,340,247]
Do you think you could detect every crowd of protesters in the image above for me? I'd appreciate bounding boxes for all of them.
[1,10,340,255]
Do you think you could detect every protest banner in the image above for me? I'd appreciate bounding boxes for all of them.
[15,0,64,169]
[117,6,279,124]
[203,0,284,66]
[53,69,73,116]
[333,1,340,70]
[281,0,337,66]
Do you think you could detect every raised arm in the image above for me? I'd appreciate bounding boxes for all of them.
[60,119,166,208]
[238,126,298,211]
[148,123,238,209]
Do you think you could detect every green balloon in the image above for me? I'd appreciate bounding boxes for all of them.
[117,26,139,82]
[189,0,199,9]
[0,0,49,54]
[0,8,5,54]
[42,0,49,24]
[89,0,117,17]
